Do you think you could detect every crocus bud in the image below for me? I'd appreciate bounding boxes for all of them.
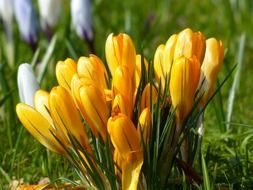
[138,108,151,145]
[71,0,93,42]
[140,83,158,112]
[170,56,200,123]
[49,86,91,151]
[56,58,77,93]
[16,103,64,154]
[112,66,134,118]
[107,113,143,190]
[154,44,166,87]
[174,28,205,63]
[71,75,109,141]
[17,63,39,107]
[135,54,148,89]
[38,0,62,37]
[77,55,108,90]
[199,38,224,107]
[14,0,39,48]
[105,33,136,79]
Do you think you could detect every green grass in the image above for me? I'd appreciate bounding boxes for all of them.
[1,0,253,188]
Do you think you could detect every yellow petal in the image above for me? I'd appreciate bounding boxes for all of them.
[49,86,91,151]
[112,66,134,118]
[170,56,200,122]
[112,94,129,117]
[138,108,151,145]
[199,38,224,106]
[56,58,77,93]
[135,54,148,89]
[122,151,143,190]
[154,44,165,87]
[77,54,108,90]
[34,90,53,126]
[16,103,64,154]
[140,83,158,112]
[105,33,136,79]
[107,113,141,160]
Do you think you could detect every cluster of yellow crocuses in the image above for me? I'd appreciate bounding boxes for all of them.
[16,28,224,189]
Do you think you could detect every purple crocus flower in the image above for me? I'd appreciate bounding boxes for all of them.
[71,0,93,44]
[14,0,39,49]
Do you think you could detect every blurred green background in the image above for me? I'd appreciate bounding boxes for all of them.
[0,0,253,189]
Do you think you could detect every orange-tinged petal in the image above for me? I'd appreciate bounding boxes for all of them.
[174,28,206,62]
[170,56,200,122]
[138,108,151,145]
[105,33,136,79]
[34,90,53,126]
[77,54,108,90]
[49,86,91,150]
[16,103,64,154]
[107,114,141,160]
[56,58,77,92]
[79,85,109,141]
[140,83,158,112]
[112,66,134,117]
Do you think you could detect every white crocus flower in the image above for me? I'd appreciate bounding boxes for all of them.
[17,63,39,107]
[38,0,62,32]
[71,0,93,41]
[14,0,39,48]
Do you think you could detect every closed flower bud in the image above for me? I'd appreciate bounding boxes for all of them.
[14,0,39,48]
[170,56,200,123]
[56,58,77,93]
[107,113,143,190]
[112,94,129,117]
[77,55,108,90]
[105,33,136,79]
[0,0,13,34]
[112,66,134,118]
[17,63,39,107]
[135,54,148,89]
[16,103,64,154]
[38,0,62,35]
[140,83,158,112]
[199,38,224,106]
[174,28,205,63]
[138,108,151,145]
[49,86,91,151]
[71,0,93,41]
[71,75,109,141]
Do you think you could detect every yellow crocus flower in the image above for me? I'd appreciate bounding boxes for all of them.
[112,94,129,117]
[107,113,143,190]
[105,33,136,79]
[16,103,64,154]
[49,86,91,151]
[199,38,224,107]
[135,54,148,89]
[71,74,109,141]
[77,54,108,90]
[56,58,77,93]
[140,83,158,112]
[138,108,151,145]
[170,56,200,123]
[112,66,134,118]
